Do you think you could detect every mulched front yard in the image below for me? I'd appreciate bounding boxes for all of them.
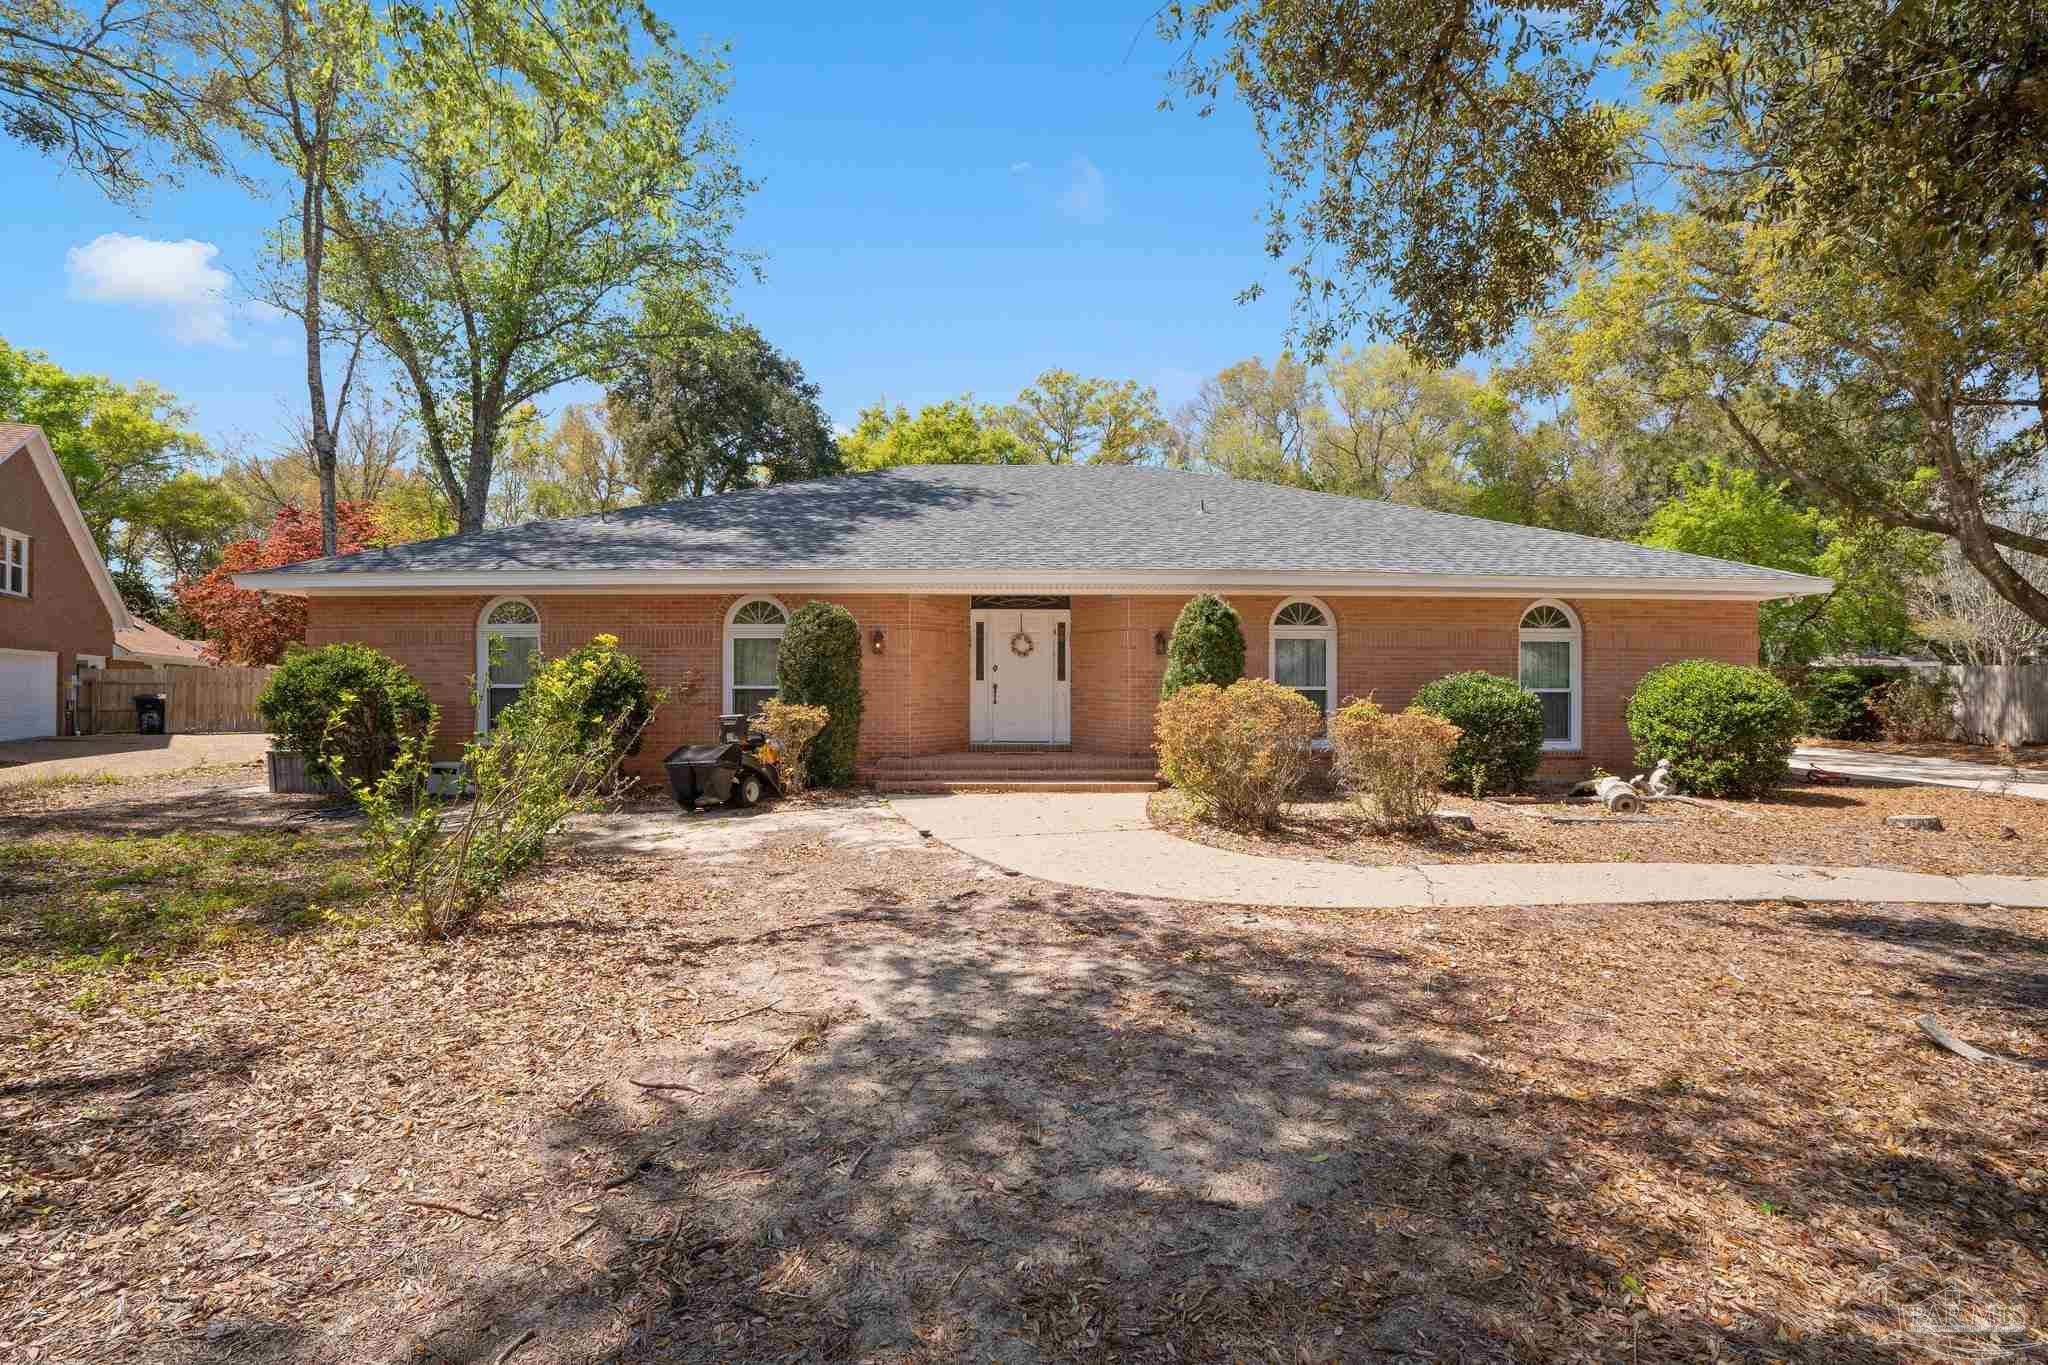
[1152,780,2048,876]
[3,773,2044,1363]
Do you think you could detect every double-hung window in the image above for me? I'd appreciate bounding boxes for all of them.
[725,598,788,716]
[1,528,26,597]
[1518,601,1581,749]
[1270,598,1336,721]
[477,598,540,730]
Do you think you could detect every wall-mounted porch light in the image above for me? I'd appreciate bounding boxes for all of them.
[871,625,887,655]
[1153,629,1168,656]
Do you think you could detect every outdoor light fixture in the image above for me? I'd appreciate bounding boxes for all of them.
[871,626,886,655]
[1154,629,1168,656]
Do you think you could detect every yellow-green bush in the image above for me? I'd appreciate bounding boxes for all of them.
[753,698,831,793]
[1154,677,1321,829]
[1329,696,1462,832]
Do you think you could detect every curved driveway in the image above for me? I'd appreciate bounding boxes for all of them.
[888,792,2048,910]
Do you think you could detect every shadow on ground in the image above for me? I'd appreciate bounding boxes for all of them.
[218,889,2036,1364]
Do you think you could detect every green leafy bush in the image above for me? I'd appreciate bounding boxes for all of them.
[1412,671,1545,794]
[354,643,654,940]
[1871,671,1955,741]
[1801,666,1899,740]
[1155,678,1320,828]
[495,633,654,759]
[1329,696,1463,832]
[258,643,434,789]
[776,601,864,786]
[1160,593,1246,698]
[1627,660,1804,798]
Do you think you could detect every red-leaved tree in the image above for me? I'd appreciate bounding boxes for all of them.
[177,503,383,664]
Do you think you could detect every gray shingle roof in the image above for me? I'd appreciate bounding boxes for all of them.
[254,463,1825,587]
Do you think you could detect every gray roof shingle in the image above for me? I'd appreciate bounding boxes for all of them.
[254,463,1825,587]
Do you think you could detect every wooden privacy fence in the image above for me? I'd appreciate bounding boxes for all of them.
[81,666,273,735]
[1947,663,2048,747]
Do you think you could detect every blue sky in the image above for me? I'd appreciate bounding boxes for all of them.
[0,3,1303,459]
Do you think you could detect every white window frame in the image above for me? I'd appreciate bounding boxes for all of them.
[476,596,541,733]
[1269,595,1337,721]
[1518,598,1582,751]
[1,527,27,597]
[723,596,789,716]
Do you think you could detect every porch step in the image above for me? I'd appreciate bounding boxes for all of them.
[859,748,1162,793]
[872,778,1162,794]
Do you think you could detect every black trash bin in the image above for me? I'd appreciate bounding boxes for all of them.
[133,693,168,735]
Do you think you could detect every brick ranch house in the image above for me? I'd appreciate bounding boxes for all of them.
[235,464,1830,787]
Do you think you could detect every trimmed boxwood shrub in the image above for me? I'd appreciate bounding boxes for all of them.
[1412,671,1546,794]
[776,601,864,786]
[1160,593,1246,698]
[1627,659,1804,798]
[496,633,656,758]
[1801,665,1899,741]
[259,642,434,788]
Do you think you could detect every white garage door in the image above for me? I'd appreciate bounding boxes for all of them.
[0,649,58,740]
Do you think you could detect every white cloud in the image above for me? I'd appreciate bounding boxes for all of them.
[1054,157,1109,224]
[1009,160,1033,174]
[65,233,234,345]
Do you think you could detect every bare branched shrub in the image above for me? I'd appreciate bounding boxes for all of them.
[752,699,830,793]
[349,636,659,940]
[1871,672,1956,742]
[1154,678,1321,829]
[1330,695,1462,833]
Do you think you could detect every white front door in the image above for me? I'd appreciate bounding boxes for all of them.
[970,609,1070,743]
[0,649,58,740]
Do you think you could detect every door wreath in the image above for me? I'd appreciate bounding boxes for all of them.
[1008,629,1035,658]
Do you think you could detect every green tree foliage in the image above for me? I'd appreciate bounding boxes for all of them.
[111,471,247,580]
[840,397,1025,470]
[0,0,229,200]
[257,641,434,787]
[1001,369,1169,464]
[322,0,750,533]
[1626,660,1803,798]
[1156,0,2047,369]
[490,403,643,523]
[1801,667,1899,743]
[1411,671,1546,795]
[1159,594,1246,698]
[194,0,381,556]
[1639,464,1934,664]
[1168,345,1647,539]
[774,601,863,787]
[0,337,208,550]
[607,299,839,500]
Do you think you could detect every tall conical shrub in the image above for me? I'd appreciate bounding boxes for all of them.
[1160,593,1245,698]
[775,600,864,786]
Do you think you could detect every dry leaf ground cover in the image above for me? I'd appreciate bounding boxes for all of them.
[3,773,2045,1363]
[1152,780,2048,877]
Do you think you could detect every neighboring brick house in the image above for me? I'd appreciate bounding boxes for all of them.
[0,424,134,739]
[236,464,1829,785]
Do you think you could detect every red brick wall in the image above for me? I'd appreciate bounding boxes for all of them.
[1068,594,1761,776]
[303,592,973,780]
[305,590,1759,780]
[0,451,116,734]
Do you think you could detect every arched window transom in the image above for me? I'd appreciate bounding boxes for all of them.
[1270,596,1336,720]
[725,596,788,717]
[1518,599,1581,750]
[477,597,541,731]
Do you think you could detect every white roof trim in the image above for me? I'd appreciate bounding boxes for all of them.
[234,566,1832,601]
[0,426,133,633]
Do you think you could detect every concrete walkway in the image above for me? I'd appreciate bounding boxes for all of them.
[0,733,270,785]
[1795,745,2048,800]
[889,791,2048,910]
